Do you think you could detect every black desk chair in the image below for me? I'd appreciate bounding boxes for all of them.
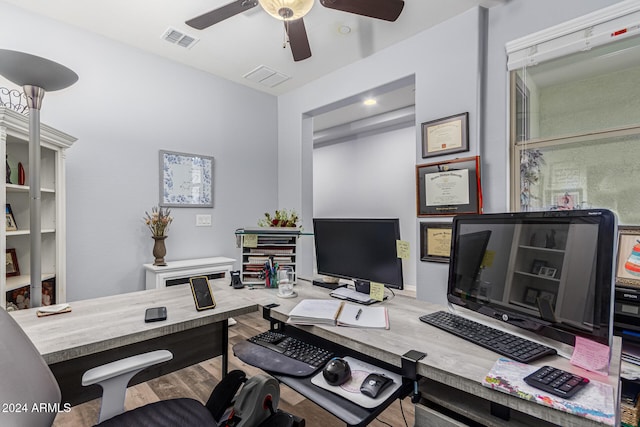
[0,307,304,426]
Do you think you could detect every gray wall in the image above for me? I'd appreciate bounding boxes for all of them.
[278,0,623,305]
[313,126,417,289]
[0,2,278,301]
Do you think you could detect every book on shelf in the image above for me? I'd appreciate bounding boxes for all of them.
[287,299,389,329]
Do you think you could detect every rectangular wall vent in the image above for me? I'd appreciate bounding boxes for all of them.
[243,65,290,88]
[161,27,199,49]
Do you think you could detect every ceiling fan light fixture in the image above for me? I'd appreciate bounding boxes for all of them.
[259,0,314,21]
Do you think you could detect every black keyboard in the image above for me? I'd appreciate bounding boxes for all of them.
[419,311,557,363]
[232,331,334,377]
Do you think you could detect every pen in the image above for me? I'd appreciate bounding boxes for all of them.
[355,308,363,320]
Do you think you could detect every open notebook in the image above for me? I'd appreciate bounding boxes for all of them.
[287,299,389,329]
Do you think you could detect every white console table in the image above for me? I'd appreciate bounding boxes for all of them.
[143,257,236,290]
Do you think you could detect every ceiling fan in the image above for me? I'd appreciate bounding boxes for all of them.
[186,0,405,62]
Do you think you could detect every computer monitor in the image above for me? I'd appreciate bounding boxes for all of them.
[313,218,404,290]
[447,209,616,347]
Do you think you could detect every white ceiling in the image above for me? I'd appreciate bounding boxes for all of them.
[2,0,505,96]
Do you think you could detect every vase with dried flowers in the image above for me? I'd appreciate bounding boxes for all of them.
[144,206,173,266]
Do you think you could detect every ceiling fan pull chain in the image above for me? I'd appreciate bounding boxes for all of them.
[283,22,289,49]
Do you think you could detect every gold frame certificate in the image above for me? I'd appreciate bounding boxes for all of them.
[420,223,453,262]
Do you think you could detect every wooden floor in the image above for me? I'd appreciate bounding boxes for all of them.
[53,310,415,426]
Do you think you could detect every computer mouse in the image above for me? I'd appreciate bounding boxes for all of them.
[322,357,351,386]
[360,373,393,398]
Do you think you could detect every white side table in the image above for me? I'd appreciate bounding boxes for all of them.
[143,257,236,290]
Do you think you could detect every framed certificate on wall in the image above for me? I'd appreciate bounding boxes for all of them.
[416,156,482,217]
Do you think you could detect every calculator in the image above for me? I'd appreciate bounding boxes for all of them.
[523,366,589,399]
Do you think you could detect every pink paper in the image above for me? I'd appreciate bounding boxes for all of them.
[570,336,610,376]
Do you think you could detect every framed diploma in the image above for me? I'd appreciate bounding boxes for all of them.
[420,222,453,263]
[416,156,482,217]
[421,112,469,158]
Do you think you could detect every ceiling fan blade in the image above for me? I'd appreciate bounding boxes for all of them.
[186,0,258,30]
[320,0,404,22]
[285,19,312,62]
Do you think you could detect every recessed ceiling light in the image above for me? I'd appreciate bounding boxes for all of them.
[338,25,351,35]
[363,98,377,106]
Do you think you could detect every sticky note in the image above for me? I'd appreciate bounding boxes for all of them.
[243,234,258,248]
[370,282,385,301]
[396,240,410,259]
[481,250,495,268]
[570,336,610,376]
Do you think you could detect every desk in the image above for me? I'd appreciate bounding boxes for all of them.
[10,281,256,405]
[216,280,621,427]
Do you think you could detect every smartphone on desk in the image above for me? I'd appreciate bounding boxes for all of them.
[190,276,216,311]
[145,306,167,322]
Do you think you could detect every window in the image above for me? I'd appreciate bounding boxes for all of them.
[507,2,640,224]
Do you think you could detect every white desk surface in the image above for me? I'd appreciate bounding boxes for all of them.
[217,279,621,427]
[11,281,256,365]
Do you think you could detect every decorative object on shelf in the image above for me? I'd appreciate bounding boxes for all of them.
[0,49,78,308]
[5,204,17,231]
[258,209,300,228]
[524,287,538,305]
[416,156,482,217]
[420,222,452,263]
[159,150,214,208]
[143,206,173,266]
[538,266,557,278]
[615,226,640,289]
[421,112,469,158]
[17,162,25,186]
[6,248,20,277]
[530,259,547,275]
[544,229,556,249]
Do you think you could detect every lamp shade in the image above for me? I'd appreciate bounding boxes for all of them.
[0,50,78,91]
[259,0,314,20]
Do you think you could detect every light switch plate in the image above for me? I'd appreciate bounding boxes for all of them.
[196,214,212,226]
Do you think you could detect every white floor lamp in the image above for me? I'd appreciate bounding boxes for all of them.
[0,49,77,308]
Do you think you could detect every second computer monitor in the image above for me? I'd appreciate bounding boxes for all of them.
[313,218,404,290]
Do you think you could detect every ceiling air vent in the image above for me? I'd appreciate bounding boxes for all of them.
[243,65,290,88]
[161,27,199,49]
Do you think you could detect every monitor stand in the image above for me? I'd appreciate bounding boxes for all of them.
[354,280,371,295]
[312,279,345,290]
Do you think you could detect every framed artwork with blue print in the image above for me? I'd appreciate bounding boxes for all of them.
[159,150,214,208]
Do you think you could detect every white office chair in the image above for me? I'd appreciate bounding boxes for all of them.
[0,307,304,426]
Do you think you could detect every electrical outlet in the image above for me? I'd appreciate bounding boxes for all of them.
[196,214,212,227]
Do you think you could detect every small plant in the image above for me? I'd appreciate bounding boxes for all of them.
[258,209,300,228]
[520,149,545,211]
[143,206,173,237]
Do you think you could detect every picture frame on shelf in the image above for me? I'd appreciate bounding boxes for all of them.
[538,290,556,306]
[538,266,557,278]
[524,287,539,305]
[416,156,482,217]
[420,222,452,263]
[615,226,640,289]
[421,112,469,159]
[6,248,19,277]
[5,204,17,231]
[530,259,547,275]
[159,150,214,208]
